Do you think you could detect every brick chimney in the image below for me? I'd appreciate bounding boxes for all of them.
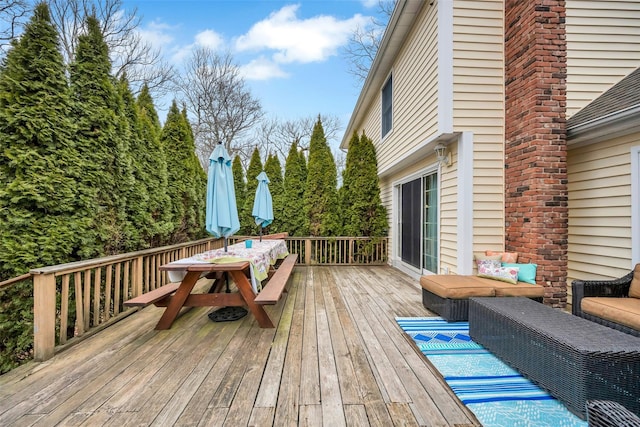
[504,0,568,307]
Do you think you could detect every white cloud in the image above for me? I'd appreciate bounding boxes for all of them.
[138,20,176,49]
[240,57,289,81]
[167,29,225,65]
[195,29,224,50]
[235,4,369,64]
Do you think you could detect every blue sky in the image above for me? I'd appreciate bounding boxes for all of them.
[123,0,386,129]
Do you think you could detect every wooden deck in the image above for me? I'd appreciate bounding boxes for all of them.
[0,266,480,426]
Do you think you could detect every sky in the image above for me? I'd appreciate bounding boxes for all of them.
[122,0,387,135]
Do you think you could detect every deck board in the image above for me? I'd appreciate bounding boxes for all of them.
[0,266,480,426]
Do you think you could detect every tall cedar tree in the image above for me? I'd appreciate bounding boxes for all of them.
[281,142,307,236]
[341,131,388,236]
[232,155,246,225]
[0,2,86,373]
[264,154,284,233]
[182,106,207,240]
[242,147,263,235]
[70,15,134,256]
[304,117,340,236]
[161,101,206,242]
[136,85,172,246]
[118,75,151,250]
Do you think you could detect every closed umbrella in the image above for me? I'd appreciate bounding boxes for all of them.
[206,142,246,322]
[206,142,240,251]
[252,171,273,241]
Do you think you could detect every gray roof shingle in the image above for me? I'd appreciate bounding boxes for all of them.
[567,67,640,129]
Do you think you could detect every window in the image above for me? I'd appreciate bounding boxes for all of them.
[381,74,393,138]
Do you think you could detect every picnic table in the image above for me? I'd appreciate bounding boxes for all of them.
[125,239,296,330]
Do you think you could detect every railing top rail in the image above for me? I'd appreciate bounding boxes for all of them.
[27,235,387,276]
[0,272,32,289]
[30,237,220,276]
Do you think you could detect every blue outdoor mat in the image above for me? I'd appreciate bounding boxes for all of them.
[396,317,587,427]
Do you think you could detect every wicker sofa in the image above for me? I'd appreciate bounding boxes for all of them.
[420,274,545,321]
[572,264,640,337]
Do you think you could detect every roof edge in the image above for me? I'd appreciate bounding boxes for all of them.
[340,0,425,149]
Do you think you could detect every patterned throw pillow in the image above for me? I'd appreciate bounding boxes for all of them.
[485,250,518,263]
[477,265,520,285]
[474,254,502,271]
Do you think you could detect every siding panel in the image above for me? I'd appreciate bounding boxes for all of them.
[566,1,640,118]
[567,133,638,288]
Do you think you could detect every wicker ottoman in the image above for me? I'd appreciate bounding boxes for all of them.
[587,400,640,427]
[468,297,640,420]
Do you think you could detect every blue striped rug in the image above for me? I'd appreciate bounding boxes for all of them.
[396,317,587,427]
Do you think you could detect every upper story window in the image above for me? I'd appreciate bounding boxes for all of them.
[381,74,393,138]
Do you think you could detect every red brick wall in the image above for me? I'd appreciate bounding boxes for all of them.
[504,0,568,307]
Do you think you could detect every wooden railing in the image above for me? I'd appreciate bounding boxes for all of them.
[22,236,387,361]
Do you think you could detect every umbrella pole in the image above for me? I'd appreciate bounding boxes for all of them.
[260,227,263,242]
[223,237,230,292]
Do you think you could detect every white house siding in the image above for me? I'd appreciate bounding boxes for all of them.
[567,133,637,291]
[566,1,640,119]
[451,1,505,264]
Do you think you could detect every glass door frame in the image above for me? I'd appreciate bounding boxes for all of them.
[393,165,440,276]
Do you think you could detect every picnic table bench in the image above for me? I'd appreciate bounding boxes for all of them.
[124,242,297,329]
[255,253,297,304]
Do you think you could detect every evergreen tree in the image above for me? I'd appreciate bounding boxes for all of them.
[342,131,388,236]
[264,153,284,233]
[242,147,263,235]
[0,2,88,373]
[182,106,207,239]
[70,14,134,256]
[232,155,246,225]
[298,147,308,183]
[137,84,172,246]
[282,142,307,236]
[304,117,340,236]
[161,101,206,242]
[118,75,151,250]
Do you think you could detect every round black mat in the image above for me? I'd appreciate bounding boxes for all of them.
[208,306,248,322]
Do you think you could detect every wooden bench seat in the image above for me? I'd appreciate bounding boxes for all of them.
[124,282,180,307]
[254,254,298,305]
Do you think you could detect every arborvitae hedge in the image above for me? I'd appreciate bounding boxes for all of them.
[281,142,307,236]
[161,101,206,242]
[70,15,134,256]
[0,3,87,373]
[136,85,172,246]
[0,5,210,375]
[118,75,152,250]
[341,131,388,236]
[304,117,340,236]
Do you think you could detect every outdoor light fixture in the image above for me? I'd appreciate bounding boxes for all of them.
[434,143,451,167]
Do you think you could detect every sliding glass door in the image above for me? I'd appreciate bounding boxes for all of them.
[399,172,438,273]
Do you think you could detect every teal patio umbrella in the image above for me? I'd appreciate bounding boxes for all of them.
[252,171,273,241]
[206,142,245,322]
[206,142,240,251]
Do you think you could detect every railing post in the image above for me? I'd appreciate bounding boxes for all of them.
[349,238,354,264]
[32,271,56,361]
[305,238,312,265]
[134,256,143,297]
